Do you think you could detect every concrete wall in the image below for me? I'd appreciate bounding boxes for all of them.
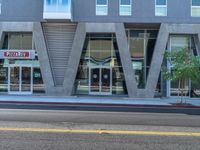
[0,0,200,24]
[0,22,200,98]
[0,0,43,21]
[73,0,200,24]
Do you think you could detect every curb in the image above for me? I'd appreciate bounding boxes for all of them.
[0,101,200,109]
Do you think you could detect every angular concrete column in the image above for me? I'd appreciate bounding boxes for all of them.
[0,23,4,49]
[33,22,55,94]
[146,24,169,98]
[63,23,86,96]
[197,33,200,56]
[115,23,137,97]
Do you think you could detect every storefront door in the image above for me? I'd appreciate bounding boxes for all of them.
[89,67,112,95]
[8,65,33,94]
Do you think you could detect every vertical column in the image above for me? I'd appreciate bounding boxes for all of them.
[145,24,169,98]
[197,33,200,56]
[115,23,137,98]
[33,22,55,94]
[0,23,4,49]
[63,23,86,96]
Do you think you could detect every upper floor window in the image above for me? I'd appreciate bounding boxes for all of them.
[191,0,200,17]
[43,0,71,19]
[120,0,131,16]
[96,0,108,15]
[155,0,167,16]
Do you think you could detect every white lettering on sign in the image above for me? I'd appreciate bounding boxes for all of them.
[0,50,35,59]
[4,51,30,58]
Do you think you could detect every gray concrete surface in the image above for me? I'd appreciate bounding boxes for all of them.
[115,23,137,98]
[63,23,86,96]
[33,22,56,94]
[0,131,200,150]
[0,108,200,150]
[0,108,200,127]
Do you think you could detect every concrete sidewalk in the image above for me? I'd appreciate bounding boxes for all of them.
[0,95,200,108]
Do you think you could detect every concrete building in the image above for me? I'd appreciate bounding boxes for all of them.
[0,0,199,98]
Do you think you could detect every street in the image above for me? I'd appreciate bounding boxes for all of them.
[1,131,200,150]
[0,104,199,150]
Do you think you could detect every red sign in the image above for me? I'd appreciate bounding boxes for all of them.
[3,51,30,59]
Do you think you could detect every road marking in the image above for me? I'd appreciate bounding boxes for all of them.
[0,127,200,136]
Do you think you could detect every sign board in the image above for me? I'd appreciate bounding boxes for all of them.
[0,50,35,59]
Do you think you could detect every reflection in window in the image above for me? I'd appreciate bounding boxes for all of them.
[74,34,127,95]
[43,0,71,19]
[96,0,108,15]
[8,33,33,50]
[33,68,45,93]
[120,0,131,16]
[45,0,70,12]
[0,60,8,92]
[192,0,200,17]
[155,0,167,16]
[0,33,45,94]
[168,35,200,98]
[128,29,158,89]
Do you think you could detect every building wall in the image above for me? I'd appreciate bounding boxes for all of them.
[0,0,199,98]
[72,0,200,23]
[0,0,200,24]
[0,0,43,21]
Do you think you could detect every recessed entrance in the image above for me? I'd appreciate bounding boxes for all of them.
[89,67,112,95]
[8,65,33,94]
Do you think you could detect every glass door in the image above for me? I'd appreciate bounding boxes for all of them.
[101,68,111,94]
[21,66,32,93]
[89,67,112,95]
[90,68,100,93]
[9,66,20,92]
[8,65,33,94]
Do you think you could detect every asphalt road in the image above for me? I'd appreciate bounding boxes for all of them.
[0,132,200,150]
[0,104,199,150]
[0,105,200,127]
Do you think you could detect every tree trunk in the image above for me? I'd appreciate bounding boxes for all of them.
[181,78,184,103]
[178,79,181,97]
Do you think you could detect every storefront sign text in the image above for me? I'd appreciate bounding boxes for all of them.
[0,50,35,59]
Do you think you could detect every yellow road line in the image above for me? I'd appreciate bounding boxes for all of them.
[0,127,200,136]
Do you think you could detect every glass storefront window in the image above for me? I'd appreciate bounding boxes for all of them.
[33,68,45,93]
[167,35,200,98]
[112,67,127,95]
[0,33,45,94]
[128,29,158,89]
[9,33,33,50]
[90,39,112,66]
[0,60,8,92]
[74,34,127,95]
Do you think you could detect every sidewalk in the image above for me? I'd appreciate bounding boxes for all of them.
[0,95,200,108]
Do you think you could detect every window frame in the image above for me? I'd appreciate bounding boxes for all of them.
[119,0,132,16]
[155,0,167,16]
[96,0,108,16]
[43,0,71,19]
[191,0,200,17]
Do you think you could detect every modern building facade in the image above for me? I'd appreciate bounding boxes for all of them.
[0,0,199,98]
